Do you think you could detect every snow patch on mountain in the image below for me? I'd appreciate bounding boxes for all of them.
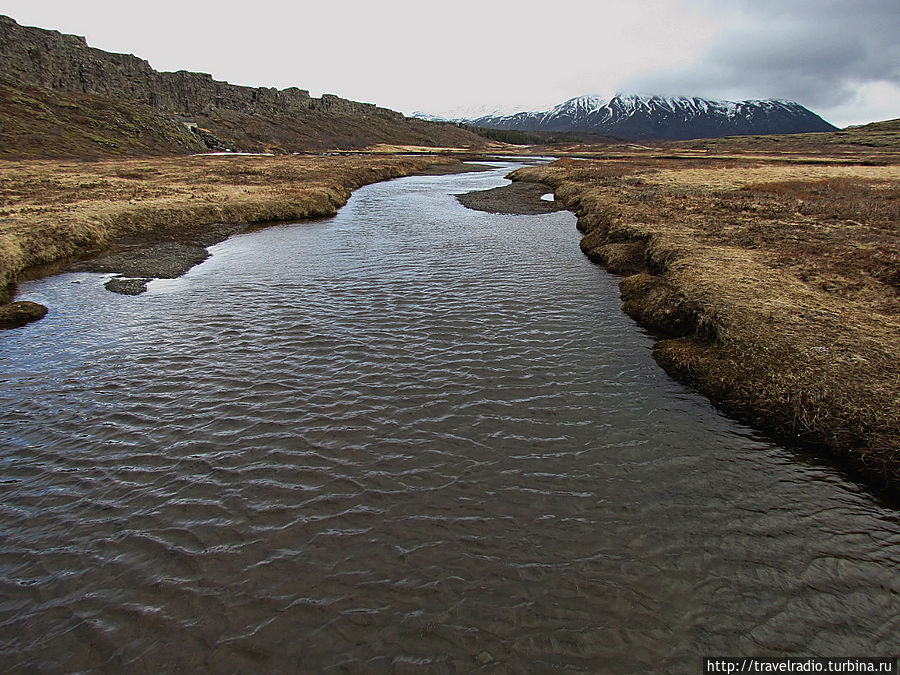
[410,111,451,122]
[463,94,838,141]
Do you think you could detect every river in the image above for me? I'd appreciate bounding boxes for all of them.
[1,162,897,672]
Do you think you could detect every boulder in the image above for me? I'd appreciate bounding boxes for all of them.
[0,301,48,329]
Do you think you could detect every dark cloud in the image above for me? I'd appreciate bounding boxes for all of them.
[627,0,900,110]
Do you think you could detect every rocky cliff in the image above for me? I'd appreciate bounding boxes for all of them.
[0,15,484,156]
[0,14,394,118]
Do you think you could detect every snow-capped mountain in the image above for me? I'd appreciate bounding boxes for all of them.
[465,94,838,140]
[409,111,450,123]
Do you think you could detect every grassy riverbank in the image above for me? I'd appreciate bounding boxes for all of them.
[0,153,469,306]
[513,143,900,492]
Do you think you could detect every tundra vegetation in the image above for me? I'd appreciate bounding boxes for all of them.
[512,119,900,491]
[0,154,464,303]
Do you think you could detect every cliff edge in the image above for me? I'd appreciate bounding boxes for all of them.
[0,15,484,157]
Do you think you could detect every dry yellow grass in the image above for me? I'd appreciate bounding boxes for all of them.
[0,153,460,296]
[365,143,504,154]
[646,163,899,190]
[513,152,900,492]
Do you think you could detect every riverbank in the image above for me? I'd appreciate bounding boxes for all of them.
[0,154,484,318]
[512,155,900,493]
[456,180,566,215]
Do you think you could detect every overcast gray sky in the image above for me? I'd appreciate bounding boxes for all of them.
[3,0,898,127]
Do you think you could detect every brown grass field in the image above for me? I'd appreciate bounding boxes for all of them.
[0,153,466,300]
[513,125,900,492]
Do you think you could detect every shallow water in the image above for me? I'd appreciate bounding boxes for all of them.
[2,163,898,672]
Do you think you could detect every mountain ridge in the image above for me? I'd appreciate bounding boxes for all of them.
[460,94,839,141]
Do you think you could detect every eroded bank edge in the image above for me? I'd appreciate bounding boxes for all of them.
[507,167,900,499]
[0,159,490,328]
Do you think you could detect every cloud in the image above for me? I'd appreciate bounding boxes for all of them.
[625,0,900,125]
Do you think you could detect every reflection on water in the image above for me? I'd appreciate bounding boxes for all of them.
[1,164,898,672]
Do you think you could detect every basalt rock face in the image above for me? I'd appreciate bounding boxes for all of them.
[0,15,387,119]
[0,77,211,158]
[0,14,483,155]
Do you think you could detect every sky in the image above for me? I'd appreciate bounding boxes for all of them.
[2,0,898,127]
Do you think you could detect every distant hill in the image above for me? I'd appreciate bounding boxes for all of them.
[673,116,900,156]
[465,94,839,141]
[0,15,485,158]
[843,117,900,138]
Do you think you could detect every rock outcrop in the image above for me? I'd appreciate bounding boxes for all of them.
[0,15,390,120]
[0,14,485,156]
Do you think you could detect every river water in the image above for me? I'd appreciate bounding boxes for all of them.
[1,163,898,672]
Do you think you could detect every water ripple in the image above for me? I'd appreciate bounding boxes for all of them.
[1,164,898,671]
